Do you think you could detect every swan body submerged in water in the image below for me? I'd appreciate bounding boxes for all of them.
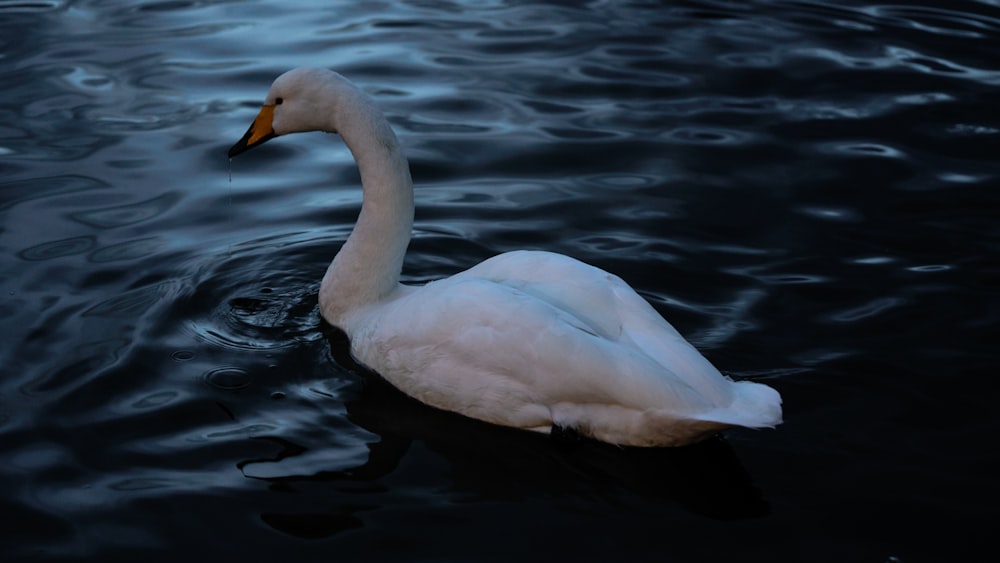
[228,67,782,447]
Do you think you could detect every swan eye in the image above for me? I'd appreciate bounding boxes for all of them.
[275,97,284,105]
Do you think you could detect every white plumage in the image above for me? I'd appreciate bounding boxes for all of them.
[229,67,782,447]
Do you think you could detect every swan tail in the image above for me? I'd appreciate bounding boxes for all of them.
[695,380,783,429]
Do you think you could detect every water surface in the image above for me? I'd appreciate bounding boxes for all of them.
[1,1,997,561]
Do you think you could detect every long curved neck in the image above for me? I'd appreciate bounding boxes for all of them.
[319,85,413,325]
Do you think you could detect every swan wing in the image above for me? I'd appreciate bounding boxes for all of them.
[346,252,733,431]
[460,251,782,432]
[457,250,736,404]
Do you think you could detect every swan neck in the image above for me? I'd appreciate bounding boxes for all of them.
[320,87,413,325]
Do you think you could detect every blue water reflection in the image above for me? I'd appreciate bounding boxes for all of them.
[0,0,997,561]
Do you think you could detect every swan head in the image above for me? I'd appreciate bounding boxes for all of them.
[228,67,347,158]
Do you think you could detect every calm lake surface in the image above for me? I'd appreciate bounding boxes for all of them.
[1,1,997,561]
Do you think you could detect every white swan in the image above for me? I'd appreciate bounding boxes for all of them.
[228,68,782,447]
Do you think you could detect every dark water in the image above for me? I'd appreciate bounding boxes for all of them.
[2,0,998,561]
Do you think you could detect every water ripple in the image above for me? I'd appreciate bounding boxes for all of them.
[0,0,64,13]
[204,367,252,390]
[828,296,903,323]
[88,237,164,262]
[19,236,96,261]
[865,4,1000,38]
[1,0,997,559]
[130,389,181,410]
[796,205,864,222]
[70,192,180,228]
[0,175,109,212]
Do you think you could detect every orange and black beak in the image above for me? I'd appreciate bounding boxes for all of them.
[228,104,277,158]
